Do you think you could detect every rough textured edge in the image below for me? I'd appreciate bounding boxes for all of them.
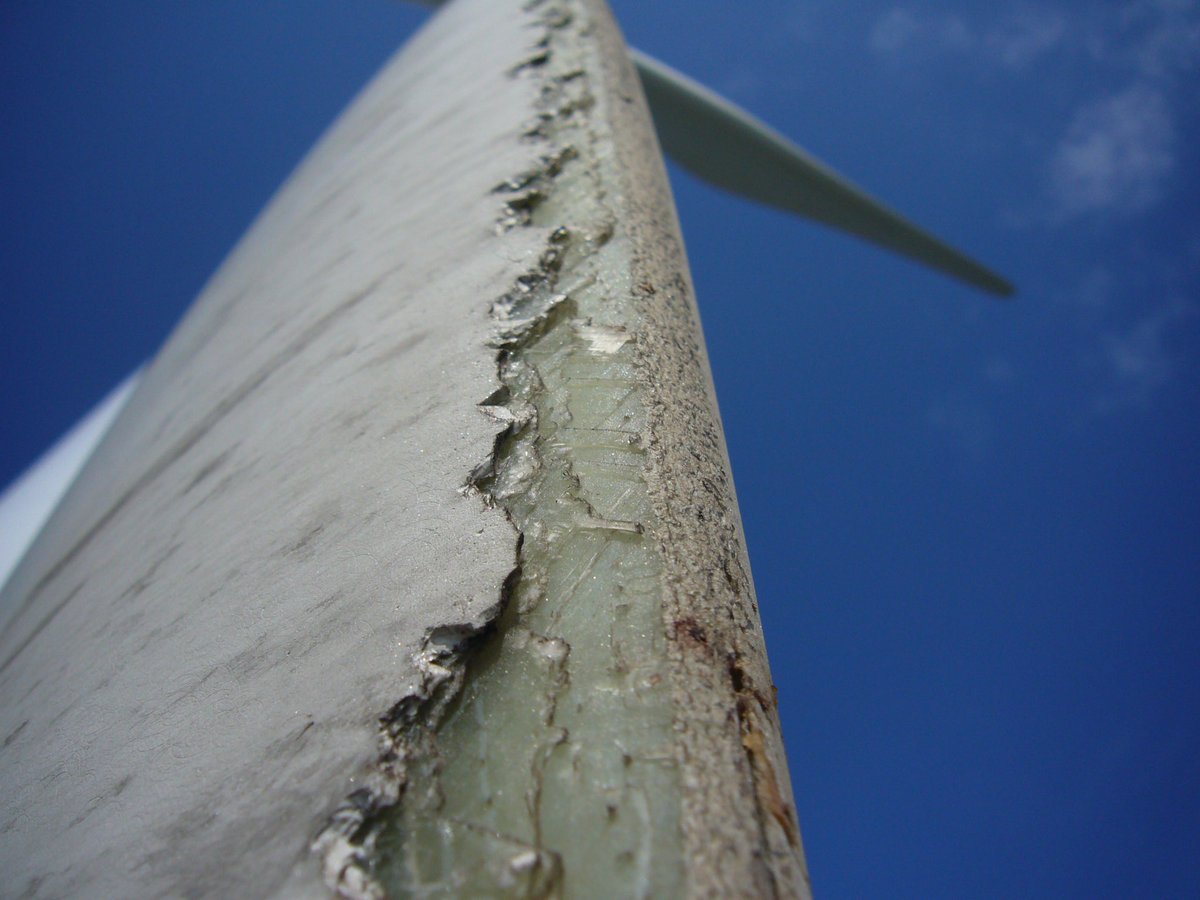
[313,1,813,896]
[582,5,816,897]
[372,1,693,893]
[309,4,577,897]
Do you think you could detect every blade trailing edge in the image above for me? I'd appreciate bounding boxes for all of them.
[630,50,1012,297]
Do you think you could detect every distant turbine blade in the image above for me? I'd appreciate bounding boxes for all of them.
[0,372,139,591]
[400,4,1011,296]
[630,50,1013,297]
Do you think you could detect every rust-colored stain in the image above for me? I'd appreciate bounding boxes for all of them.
[672,616,709,647]
[742,725,800,848]
[727,652,800,851]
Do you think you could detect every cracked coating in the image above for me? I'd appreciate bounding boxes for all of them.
[365,1,812,897]
[368,6,683,894]
[0,0,811,897]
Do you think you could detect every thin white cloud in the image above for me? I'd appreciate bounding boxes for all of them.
[1111,0,1200,77]
[1046,85,1174,220]
[784,1,823,44]
[869,8,974,56]
[868,6,1065,68]
[1092,299,1196,412]
[985,10,1068,69]
[860,3,1197,421]
[867,2,1199,74]
[869,9,917,53]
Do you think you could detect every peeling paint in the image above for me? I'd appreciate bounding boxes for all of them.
[312,1,810,897]
[308,1,693,897]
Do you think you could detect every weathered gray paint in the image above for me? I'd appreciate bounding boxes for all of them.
[0,3,533,894]
[0,1,809,896]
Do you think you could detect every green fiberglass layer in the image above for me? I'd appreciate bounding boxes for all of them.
[375,4,683,896]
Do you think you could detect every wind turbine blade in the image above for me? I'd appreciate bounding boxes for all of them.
[398,4,1011,296]
[630,49,1013,297]
[0,372,139,592]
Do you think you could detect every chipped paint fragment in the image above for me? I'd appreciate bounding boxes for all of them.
[575,323,631,355]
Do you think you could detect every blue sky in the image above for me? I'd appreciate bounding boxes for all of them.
[2,1,1198,896]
